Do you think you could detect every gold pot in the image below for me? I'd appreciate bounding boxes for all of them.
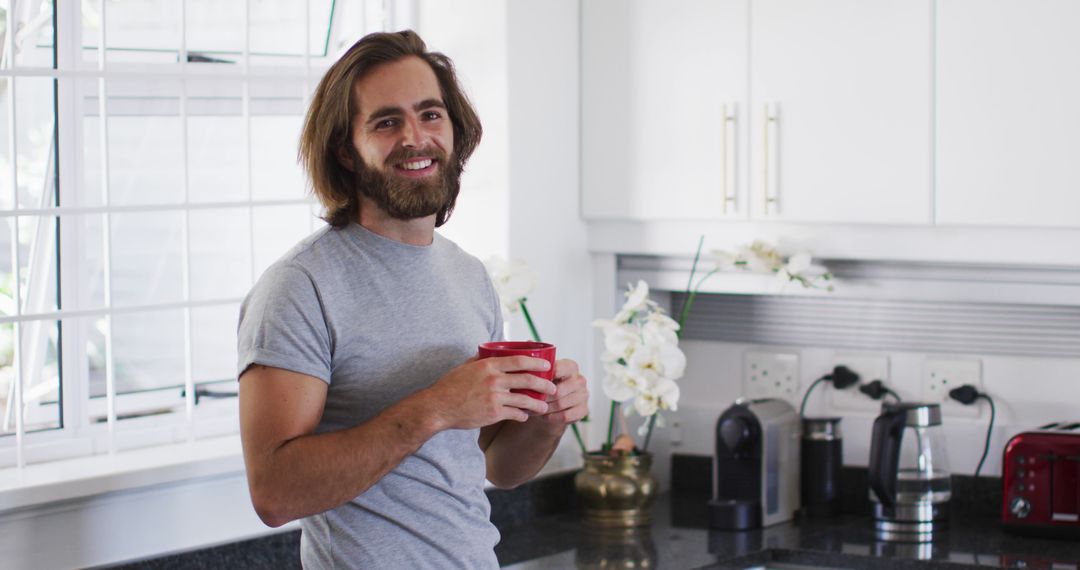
[574,452,658,528]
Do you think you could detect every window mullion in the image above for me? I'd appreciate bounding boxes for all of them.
[180,0,196,439]
[56,0,88,441]
[97,0,118,454]
[244,0,255,285]
[6,1,25,468]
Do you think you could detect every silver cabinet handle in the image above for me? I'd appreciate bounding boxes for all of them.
[763,102,779,215]
[722,103,737,214]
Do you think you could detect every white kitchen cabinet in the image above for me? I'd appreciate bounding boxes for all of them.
[582,0,933,225]
[581,0,748,220]
[936,0,1080,227]
[749,0,933,224]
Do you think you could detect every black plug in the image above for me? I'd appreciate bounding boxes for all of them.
[948,384,981,405]
[858,379,901,402]
[828,365,860,390]
[859,380,888,400]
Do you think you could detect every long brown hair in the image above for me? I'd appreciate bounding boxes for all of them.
[299,30,482,228]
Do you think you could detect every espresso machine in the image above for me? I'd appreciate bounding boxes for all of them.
[868,402,952,542]
[709,398,800,530]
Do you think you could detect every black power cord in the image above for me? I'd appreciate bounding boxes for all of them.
[799,365,860,417]
[858,379,902,402]
[949,385,997,478]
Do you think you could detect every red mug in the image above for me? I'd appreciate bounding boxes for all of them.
[477,341,556,401]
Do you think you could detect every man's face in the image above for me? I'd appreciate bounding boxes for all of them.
[349,56,457,221]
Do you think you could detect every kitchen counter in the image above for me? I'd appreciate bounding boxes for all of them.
[497,491,1080,569]
[108,468,1080,569]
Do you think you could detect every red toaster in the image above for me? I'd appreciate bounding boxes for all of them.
[1002,423,1080,538]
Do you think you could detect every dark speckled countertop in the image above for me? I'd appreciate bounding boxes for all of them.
[109,459,1080,569]
[497,491,1080,569]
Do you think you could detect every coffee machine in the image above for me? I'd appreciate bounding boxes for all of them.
[709,398,800,530]
[868,402,952,542]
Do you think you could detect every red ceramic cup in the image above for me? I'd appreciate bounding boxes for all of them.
[477,341,556,401]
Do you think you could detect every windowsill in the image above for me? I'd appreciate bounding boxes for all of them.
[0,435,246,514]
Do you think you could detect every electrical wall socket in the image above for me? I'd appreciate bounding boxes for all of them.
[921,357,983,419]
[827,353,891,413]
[743,351,800,401]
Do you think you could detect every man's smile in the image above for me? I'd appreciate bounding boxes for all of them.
[393,157,438,177]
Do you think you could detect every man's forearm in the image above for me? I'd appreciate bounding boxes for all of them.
[246,393,440,527]
[484,418,567,489]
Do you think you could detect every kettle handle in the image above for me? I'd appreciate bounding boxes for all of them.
[868,408,907,508]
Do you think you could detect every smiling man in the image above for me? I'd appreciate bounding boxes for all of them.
[235,31,588,569]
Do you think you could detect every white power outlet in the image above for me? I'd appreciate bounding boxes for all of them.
[921,357,983,419]
[744,351,800,401]
[827,353,890,414]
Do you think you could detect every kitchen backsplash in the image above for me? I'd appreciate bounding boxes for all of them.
[641,338,1080,492]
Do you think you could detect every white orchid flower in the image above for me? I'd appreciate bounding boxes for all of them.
[626,337,686,385]
[602,368,637,402]
[642,312,680,345]
[619,280,659,319]
[654,377,681,411]
[785,252,813,275]
[710,249,738,271]
[633,392,659,418]
[484,256,537,316]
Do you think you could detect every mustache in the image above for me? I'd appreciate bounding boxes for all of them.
[386,145,448,166]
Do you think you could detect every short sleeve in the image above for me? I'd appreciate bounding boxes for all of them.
[237,262,332,383]
[482,271,506,343]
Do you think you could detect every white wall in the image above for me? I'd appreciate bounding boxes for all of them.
[419,0,511,264]
[506,0,596,469]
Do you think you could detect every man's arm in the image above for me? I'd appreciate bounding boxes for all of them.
[239,356,555,527]
[482,359,589,488]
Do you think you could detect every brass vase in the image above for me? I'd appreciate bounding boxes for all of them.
[574,452,658,528]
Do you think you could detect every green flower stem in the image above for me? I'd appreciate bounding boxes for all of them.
[646,235,706,453]
[606,401,618,450]
[642,413,658,452]
[518,298,587,456]
[518,299,542,345]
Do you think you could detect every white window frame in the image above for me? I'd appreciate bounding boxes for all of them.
[0,0,414,475]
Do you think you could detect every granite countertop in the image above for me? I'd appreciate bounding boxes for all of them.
[497,491,1080,570]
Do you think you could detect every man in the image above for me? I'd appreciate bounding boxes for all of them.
[236,30,589,569]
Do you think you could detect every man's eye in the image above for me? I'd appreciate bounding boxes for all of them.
[422,111,442,121]
[375,119,397,130]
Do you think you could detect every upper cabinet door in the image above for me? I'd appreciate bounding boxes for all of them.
[749,0,932,224]
[936,0,1080,227]
[581,0,748,220]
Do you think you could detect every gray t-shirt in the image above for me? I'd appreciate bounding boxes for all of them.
[237,222,503,569]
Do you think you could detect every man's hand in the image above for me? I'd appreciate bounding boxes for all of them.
[423,356,556,430]
[538,359,589,427]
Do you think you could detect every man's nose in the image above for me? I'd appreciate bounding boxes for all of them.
[400,116,426,149]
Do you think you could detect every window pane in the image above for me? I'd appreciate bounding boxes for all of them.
[4,0,55,68]
[190,208,251,300]
[78,80,105,208]
[105,79,185,207]
[0,320,61,436]
[188,80,247,203]
[71,214,106,309]
[186,0,245,61]
[103,0,180,64]
[251,79,306,201]
[18,216,58,314]
[0,79,7,210]
[0,216,58,316]
[15,78,57,209]
[252,203,315,277]
[111,211,184,307]
[191,304,239,383]
[110,309,185,395]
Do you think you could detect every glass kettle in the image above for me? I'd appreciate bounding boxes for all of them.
[868,402,952,542]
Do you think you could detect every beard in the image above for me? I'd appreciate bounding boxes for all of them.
[353,145,461,222]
